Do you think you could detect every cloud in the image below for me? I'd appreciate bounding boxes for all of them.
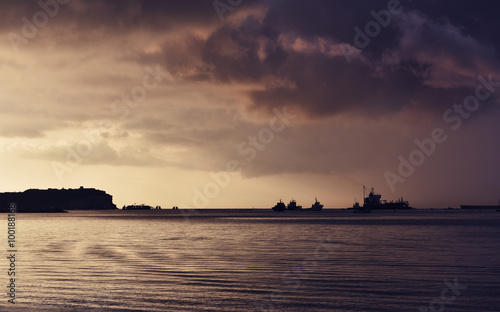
[6,0,497,123]
[0,0,499,195]
[384,11,500,89]
[132,2,500,121]
[4,138,172,167]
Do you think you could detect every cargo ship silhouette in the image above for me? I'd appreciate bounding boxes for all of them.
[460,199,500,210]
[352,186,412,212]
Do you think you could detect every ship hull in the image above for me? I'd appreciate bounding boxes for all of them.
[272,201,286,211]
[123,207,151,210]
[365,203,412,210]
[307,207,323,211]
[123,205,153,210]
[353,208,371,213]
[460,205,500,210]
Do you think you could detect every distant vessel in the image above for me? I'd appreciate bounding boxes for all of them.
[352,202,371,213]
[460,205,500,210]
[272,200,286,211]
[352,186,412,212]
[308,198,324,211]
[287,199,302,210]
[272,198,323,211]
[461,199,500,210]
[122,204,153,210]
[172,206,179,210]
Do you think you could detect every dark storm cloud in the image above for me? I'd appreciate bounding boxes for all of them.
[4,0,500,120]
[1,0,217,31]
[146,0,500,119]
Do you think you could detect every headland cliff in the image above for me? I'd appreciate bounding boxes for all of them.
[0,187,117,213]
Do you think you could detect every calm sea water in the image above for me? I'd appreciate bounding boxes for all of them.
[1,209,499,311]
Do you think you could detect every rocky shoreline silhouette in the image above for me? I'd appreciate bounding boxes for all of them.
[0,187,117,213]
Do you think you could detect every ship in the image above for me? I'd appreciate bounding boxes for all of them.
[286,199,303,210]
[460,205,500,210]
[272,200,286,211]
[352,201,371,213]
[461,199,500,211]
[351,186,412,212]
[272,198,323,211]
[308,198,324,211]
[122,204,153,210]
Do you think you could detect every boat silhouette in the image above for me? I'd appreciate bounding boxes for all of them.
[272,198,323,211]
[352,186,412,212]
[272,200,286,211]
[308,197,323,211]
[286,199,302,210]
[122,204,153,210]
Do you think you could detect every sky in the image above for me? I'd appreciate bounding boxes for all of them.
[0,0,499,208]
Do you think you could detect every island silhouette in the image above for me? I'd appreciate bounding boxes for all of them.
[0,186,117,213]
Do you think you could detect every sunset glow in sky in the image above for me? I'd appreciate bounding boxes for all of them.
[1,0,499,208]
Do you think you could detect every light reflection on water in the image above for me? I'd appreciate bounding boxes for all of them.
[1,210,500,311]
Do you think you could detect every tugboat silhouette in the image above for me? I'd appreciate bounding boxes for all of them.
[286,199,302,210]
[272,199,286,211]
[309,198,324,211]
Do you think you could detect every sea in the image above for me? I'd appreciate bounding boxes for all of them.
[1,209,499,312]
